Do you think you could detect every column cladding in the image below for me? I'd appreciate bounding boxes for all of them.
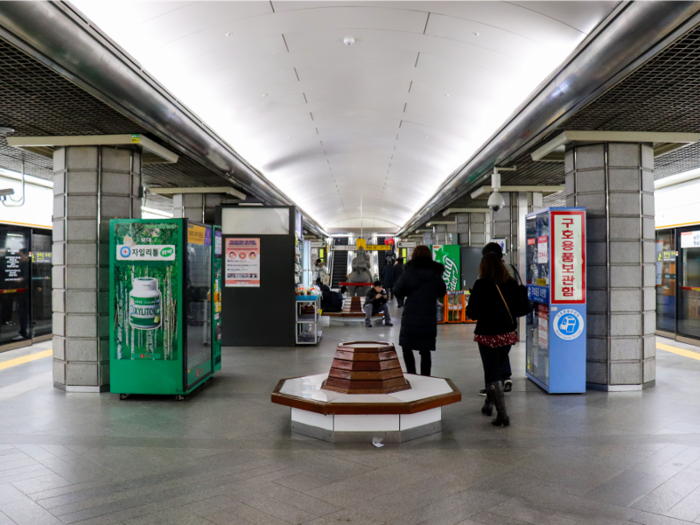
[491,193,517,266]
[456,213,490,247]
[565,142,655,389]
[52,146,142,391]
[172,193,228,224]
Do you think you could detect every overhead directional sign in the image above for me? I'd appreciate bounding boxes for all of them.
[330,244,391,251]
[397,241,416,249]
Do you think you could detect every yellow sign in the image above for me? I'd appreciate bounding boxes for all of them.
[131,134,140,144]
[32,251,52,263]
[188,224,207,245]
[355,239,390,251]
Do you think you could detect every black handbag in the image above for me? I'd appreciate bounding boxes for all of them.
[509,265,534,317]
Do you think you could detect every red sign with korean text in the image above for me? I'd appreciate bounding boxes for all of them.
[551,210,586,304]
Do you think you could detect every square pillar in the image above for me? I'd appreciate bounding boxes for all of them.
[565,142,655,390]
[172,193,230,224]
[52,146,142,391]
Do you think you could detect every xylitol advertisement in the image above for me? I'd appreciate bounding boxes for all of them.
[432,245,461,292]
[113,222,180,361]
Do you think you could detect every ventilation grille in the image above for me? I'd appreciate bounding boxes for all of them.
[0,36,227,200]
[438,23,700,217]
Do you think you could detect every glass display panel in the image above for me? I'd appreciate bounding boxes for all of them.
[655,230,676,334]
[31,231,52,338]
[186,225,213,386]
[679,241,700,340]
[221,208,289,235]
[112,221,181,361]
[526,303,550,386]
[0,226,30,345]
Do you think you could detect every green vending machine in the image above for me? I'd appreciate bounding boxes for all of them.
[109,218,222,400]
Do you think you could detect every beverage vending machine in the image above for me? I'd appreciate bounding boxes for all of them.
[109,219,223,399]
[525,207,586,394]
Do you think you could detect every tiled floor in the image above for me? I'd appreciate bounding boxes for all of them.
[1,308,700,524]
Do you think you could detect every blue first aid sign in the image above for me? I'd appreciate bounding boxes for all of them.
[553,309,584,341]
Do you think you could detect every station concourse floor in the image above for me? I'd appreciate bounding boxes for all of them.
[1,308,700,524]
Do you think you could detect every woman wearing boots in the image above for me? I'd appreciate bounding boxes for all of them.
[466,253,519,427]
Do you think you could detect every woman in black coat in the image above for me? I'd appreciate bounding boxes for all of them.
[380,259,395,299]
[466,253,520,427]
[393,246,446,376]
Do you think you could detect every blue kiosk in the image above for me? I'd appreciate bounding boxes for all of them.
[525,207,587,394]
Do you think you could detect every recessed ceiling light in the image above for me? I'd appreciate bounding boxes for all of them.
[262,93,268,97]
[444,93,450,97]
[473,32,480,36]
[225,32,233,37]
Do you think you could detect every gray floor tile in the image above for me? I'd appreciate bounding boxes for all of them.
[0,317,698,525]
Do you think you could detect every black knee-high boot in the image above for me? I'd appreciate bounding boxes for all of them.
[488,381,509,427]
[481,390,493,416]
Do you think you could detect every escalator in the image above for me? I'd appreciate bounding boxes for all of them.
[331,237,349,289]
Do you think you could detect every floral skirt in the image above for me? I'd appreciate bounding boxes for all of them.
[474,331,519,348]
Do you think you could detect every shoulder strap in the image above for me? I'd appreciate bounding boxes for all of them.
[496,284,514,325]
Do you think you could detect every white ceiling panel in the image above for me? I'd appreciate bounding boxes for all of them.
[73,0,619,229]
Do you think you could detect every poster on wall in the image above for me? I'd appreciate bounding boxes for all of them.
[432,245,461,291]
[225,238,260,287]
[537,236,548,264]
[680,230,700,248]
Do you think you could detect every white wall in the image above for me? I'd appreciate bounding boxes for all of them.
[0,170,53,229]
[0,169,173,228]
[655,177,700,230]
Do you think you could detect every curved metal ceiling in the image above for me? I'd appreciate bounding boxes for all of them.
[71,0,618,231]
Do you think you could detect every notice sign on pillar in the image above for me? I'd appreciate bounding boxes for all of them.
[225,238,260,287]
[551,211,586,304]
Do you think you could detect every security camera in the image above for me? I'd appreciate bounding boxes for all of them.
[343,37,355,46]
[0,188,14,199]
[487,191,505,212]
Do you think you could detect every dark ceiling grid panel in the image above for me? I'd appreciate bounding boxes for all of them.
[433,22,700,223]
[654,142,700,179]
[0,37,229,196]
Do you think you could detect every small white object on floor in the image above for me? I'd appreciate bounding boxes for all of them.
[372,437,384,448]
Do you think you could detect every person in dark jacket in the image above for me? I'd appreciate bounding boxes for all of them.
[477,243,513,396]
[380,258,395,299]
[393,246,446,376]
[364,281,392,327]
[466,253,520,427]
[393,258,405,307]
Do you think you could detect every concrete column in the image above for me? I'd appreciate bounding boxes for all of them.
[433,224,446,245]
[456,212,489,247]
[52,146,141,391]
[491,193,518,266]
[172,193,226,224]
[565,142,655,390]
